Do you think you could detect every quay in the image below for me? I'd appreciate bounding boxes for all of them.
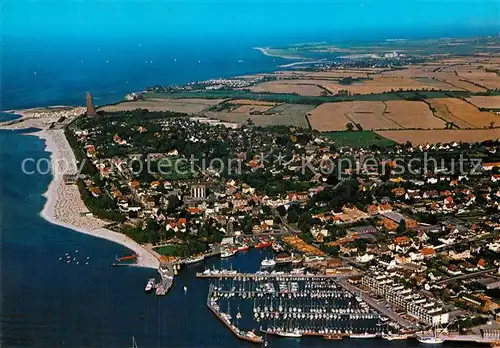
[156,263,174,295]
[197,272,357,279]
[336,279,415,330]
[207,285,264,344]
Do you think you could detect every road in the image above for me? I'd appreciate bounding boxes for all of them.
[436,268,494,284]
[337,279,416,329]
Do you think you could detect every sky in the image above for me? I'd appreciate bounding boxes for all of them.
[2,0,499,43]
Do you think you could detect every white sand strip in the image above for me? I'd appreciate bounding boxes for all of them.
[35,129,159,269]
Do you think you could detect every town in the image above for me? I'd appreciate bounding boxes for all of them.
[59,103,500,342]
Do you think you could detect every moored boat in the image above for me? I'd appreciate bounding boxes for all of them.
[382,333,409,340]
[261,258,276,267]
[350,332,377,339]
[324,334,344,340]
[417,336,444,344]
[237,244,249,252]
[144,278,155,292]
[277,330,302,338]
[185,254,205,264]
[221,249,236,258]
[255,241,272,248]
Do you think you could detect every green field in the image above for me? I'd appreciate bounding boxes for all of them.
[154,245,184,256]
[323,131,396,148]
[143,89,485,107]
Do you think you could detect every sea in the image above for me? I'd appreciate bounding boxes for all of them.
[0,37,480,347]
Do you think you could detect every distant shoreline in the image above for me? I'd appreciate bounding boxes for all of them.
[253,46,307,60]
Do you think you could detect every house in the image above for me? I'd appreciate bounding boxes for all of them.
[382,212,417,231]
[447,265,462,276]
[89,186,102,197]
[392,188,406,197]
[356,254,374,263]
[482,162,500,171]
[394,236,410,246]
[395,255,411,264]
[421,247,436,259]
[350,225,377,236]
[448,249,471,260]
[410,251,424,261]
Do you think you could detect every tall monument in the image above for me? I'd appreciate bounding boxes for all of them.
[86,92,98,116]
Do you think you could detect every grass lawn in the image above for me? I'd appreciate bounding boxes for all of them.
[154,244,184,256]
[323,131,396,148]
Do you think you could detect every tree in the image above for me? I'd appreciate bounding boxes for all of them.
[397,219,406,233]
[287,208,299,224]
[298,212,312,233]
[276,205,287,217]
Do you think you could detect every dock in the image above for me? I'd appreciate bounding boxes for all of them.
[207,285,264,344]
[156,264,174,295]
[337,279,416,330]
[197,272,357,279]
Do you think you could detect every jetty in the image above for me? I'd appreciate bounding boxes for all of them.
[156,263,174,295]
[207,285,264,344]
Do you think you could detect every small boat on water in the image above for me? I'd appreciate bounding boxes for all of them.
[221,249,236,258]
[417,336,444,344]
[185,254,205,264]
[236,244,249,252]
[382,333,409,340]
[255,241,272,248]
[350,332,377,339]
[261,258,276,267]
[324,334,344,340]
[145,278,155,292]
[130,336,138,348]
[278,330,302,338]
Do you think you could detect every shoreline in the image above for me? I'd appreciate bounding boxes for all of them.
[253,46,307,60]
[35,129,160,269]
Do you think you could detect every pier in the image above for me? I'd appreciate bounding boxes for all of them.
[156,264,174,295]
[207,285,264,344]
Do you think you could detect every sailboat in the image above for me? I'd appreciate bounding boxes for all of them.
[417,324,446,344]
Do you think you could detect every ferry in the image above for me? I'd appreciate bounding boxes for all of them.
[350,332,377,339]
[221,249,236,258]
[417,336,444,344]
[185,254,205,264]
[261,258,276,267]
[144,278,155,292]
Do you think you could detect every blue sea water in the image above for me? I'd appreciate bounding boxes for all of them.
[1,37,291,111]
[0,38,482,347]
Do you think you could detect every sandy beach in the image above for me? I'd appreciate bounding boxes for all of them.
[253,46,306,60]
[36,129,160,269]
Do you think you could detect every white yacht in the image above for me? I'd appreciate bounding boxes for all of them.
[261,258,276,267]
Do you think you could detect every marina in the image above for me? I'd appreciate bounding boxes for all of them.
[197,261,500,346]
[204,272,400,342]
